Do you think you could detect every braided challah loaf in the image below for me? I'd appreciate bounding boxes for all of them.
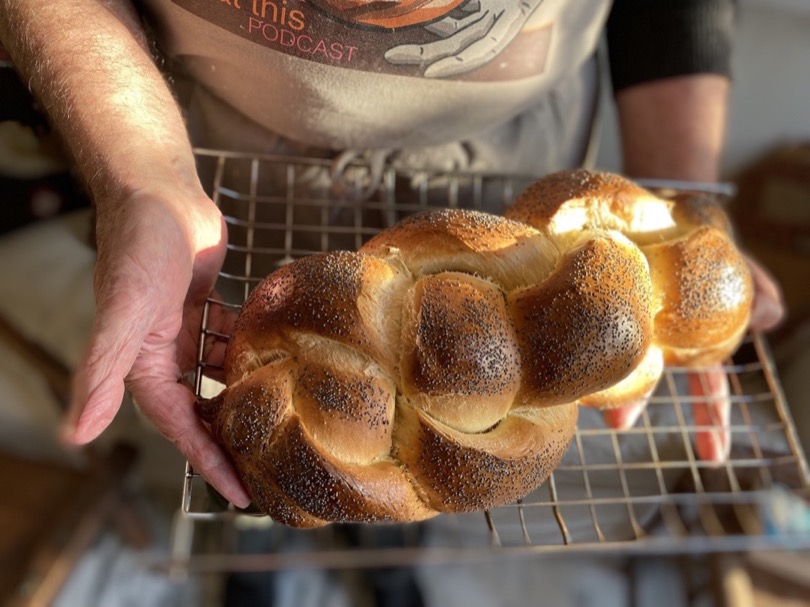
[504,169,753,408]
[197,169,753,527]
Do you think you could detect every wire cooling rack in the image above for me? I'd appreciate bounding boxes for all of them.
[169,149,810,573]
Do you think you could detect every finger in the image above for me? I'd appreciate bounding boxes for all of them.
[132,372,251,508]
[63,290,154,445]
[688,366,731,464]
[746,257,784,332]
[602,397,648,430]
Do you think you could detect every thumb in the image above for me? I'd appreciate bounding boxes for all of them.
[62,289,154,445]
[131,372,252,509]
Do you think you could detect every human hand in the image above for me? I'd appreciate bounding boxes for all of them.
[603,255,784,462]
[384,0,542,78]
[63,187,251,508]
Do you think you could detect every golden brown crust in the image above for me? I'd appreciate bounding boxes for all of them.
[363,209,539,256]
[643,227,753,358]
[200,211,612,526]
[669,192,734,233]
[294,359,396,464]
[361,209,558,292]
[399,272,521,433]
[199,169,753,526]
[508,235,653,406]
[204,208,642,525]
[259,416,436,525]
[506,169,753,405]
[393,403,577,512]
[579,345,664,408]
[225,251,408,384]
[196,359,296,456]
[506,168,663,233]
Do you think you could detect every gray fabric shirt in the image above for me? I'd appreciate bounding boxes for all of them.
[141,0,612,175]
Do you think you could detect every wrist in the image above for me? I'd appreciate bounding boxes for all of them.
[616,75,729,183]
[94,170,225,263]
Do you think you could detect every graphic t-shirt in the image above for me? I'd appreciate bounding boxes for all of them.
[139,0,612,174]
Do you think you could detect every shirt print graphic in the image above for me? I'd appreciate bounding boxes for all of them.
[172,0,552,81]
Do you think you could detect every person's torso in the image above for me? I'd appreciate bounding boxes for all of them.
[139,0,611,151]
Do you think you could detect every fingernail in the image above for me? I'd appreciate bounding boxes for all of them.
[233,495,252,510]
[230,486,252,509]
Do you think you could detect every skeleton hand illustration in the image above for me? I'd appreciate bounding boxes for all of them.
[385,0,544,78]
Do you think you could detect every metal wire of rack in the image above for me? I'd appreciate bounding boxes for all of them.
[166,148,810,574]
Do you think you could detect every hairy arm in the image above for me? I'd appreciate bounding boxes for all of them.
[615,74,729,182]
[0,1,250,506]
[606,0,736,181]
[0,0,198,202]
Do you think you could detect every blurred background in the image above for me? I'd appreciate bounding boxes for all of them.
[0,0,808,605]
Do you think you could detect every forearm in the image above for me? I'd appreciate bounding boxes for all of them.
[614,75,730,183]
[0,0,199,203]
